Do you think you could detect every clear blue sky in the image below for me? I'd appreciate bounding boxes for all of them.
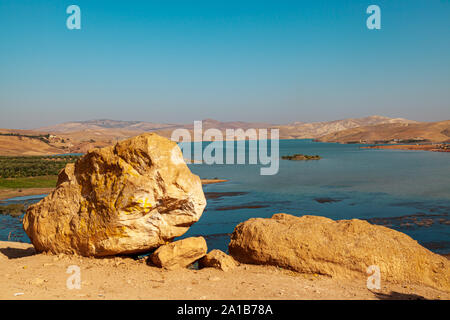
[0,0,449,128]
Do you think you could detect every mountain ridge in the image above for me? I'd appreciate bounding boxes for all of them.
[0,116,446,156]
[36,115,416,135]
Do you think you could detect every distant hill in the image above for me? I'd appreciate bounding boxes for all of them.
[36,115,415,139]
[316,120,450,144]
[0,132,64,156]
[37,118,273,133]
[37,119,176,133]
[0,116,435,155]
[272,115,418,139]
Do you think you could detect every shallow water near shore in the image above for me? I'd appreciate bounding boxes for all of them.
[1,140,449,254]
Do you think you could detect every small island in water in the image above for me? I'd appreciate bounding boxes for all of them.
[281,154,322,160]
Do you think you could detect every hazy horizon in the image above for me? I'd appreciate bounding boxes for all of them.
[1,0,449,129]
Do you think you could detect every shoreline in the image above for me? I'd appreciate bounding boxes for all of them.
[1,241,448,300]
[0,188,55,201]
[200,179,228,185]
[361,144,450,152]
[0,179,227,201]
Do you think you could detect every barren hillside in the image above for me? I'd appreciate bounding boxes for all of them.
[274,116,417,139]
[317,120,450,144]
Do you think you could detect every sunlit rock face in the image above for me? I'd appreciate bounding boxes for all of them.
[229,213,450,292]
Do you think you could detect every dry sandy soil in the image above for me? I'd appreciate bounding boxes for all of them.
[0,136,64,156]
[1,241,448,300]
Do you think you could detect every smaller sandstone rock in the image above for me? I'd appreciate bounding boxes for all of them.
[199,249,237,271]
[229,213,450,292]
[150,237,207,270]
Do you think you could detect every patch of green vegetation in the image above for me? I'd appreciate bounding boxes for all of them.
[0,155,80,179]
[0,176,58,189]
[281,154,321,161]
[0,203,26,217]
[0,132,51,144]
[396,139,430,144]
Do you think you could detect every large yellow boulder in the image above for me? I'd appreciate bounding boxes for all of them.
[229,213,450,292]
[23,133,206,257]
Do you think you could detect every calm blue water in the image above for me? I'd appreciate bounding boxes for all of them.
[1,140,449,254]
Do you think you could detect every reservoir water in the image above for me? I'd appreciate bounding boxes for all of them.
[1,140,449,254]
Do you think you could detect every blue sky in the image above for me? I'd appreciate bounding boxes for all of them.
[0,0,449,128]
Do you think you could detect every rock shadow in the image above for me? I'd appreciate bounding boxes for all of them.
[372,291,427,300]
[0,246,36,259]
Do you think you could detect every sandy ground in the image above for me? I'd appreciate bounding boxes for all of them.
[1,241,448,300]
[200,179,228,185]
